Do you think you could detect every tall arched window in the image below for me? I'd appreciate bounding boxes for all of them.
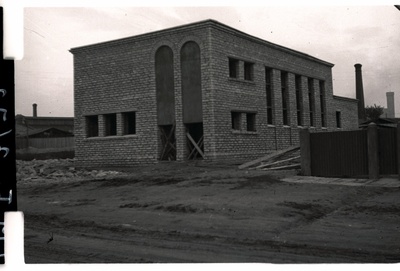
[155,46,175,125]
[180,41,202,124]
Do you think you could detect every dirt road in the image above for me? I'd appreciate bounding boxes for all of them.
[17,159,400,263]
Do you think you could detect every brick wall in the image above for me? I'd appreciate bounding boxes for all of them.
[332,96,359,131]
[206,24,345,162]
[71,20,358,167]
[71,23,213,167]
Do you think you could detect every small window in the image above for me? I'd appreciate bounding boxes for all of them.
[336,111,342,128]
[246,113,256,131]
[86,115,98,137]
[123,112,136,135]
[244,62,254,81]
[229,58,239,78]
[231,111,241,130]
[104,113,117,136]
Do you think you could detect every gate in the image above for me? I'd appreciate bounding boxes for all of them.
[309,130,368,177]
[301,124,400,179]
[378,129,398,175]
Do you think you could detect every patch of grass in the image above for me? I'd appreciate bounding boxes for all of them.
[154,204,215,214]
[95,177,185,187]
[352,204,400,215]
[155,204,198,213]
[119,202,157,209]
[230,175,281,190]
[277,201,333,222]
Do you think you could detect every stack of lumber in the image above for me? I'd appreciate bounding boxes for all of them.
[238,145,300,171]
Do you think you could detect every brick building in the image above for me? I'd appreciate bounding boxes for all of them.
[70,19,358,167]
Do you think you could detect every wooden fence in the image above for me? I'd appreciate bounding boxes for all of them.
[16,137,74,149]
[300,123,400,179]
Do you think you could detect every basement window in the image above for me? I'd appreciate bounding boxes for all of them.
[244,61,254,81]
[229,58,239,78]
[104,113,117,136]
[123,111,136,135]
[231,111,242,130]
[86,115,98,138]
[246,113,256,132]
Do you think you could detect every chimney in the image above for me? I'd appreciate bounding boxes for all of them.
[32,103,37,117]
[386,92,395,118]
[355,64,366,122]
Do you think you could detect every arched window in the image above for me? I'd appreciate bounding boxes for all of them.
[155,46,175,125]
[180,41,202,124]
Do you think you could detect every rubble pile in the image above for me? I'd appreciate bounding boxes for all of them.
[16,158,122,183]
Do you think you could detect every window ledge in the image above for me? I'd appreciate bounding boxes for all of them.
[267,124,276,128]
[85,134,138,140]
[232,130,258,135]
[228,77,256,85]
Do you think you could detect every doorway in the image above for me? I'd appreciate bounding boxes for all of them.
[185,122,204,160]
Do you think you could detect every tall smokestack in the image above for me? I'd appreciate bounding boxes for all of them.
[32,103,37,117]
[386,92,395,118]
[355,64,366,122]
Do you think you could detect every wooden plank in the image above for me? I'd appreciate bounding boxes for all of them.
[255,155,300,169]
[188,136,203,159]
[159,128,168,160]
[238,145,299,170]
[186,133,204,158]
[159,123,176,160]
[261,164,301,171]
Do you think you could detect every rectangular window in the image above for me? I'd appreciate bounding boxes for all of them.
[308,78,315,127]
[246,113,256,132]
[231,111,241,130]
[319,81,326,127]
[86,115,98,137]
[295,75,303,126]
[265,68,273,125]
[123,112,136,135]
[244,61,254,81]
[336,111,342,128]
[104,113,117,136]
[229,58,239,78]
[281,71,289,126]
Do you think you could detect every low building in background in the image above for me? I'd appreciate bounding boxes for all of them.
[15,104,74,159]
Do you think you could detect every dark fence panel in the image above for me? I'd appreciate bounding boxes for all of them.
[378,129,398,175]
[310,130,368,177]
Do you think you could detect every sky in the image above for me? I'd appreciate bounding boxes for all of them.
[13,3,400,117]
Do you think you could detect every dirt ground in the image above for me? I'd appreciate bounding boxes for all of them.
[16,159,400,263]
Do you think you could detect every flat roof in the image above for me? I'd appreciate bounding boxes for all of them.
[70,19,334,67]
[333,95,358,103]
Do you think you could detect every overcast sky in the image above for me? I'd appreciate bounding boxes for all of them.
[14,4,400,117]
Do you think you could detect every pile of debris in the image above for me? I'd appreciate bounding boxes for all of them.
[16,158,121,183]
[238,145,301,171]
